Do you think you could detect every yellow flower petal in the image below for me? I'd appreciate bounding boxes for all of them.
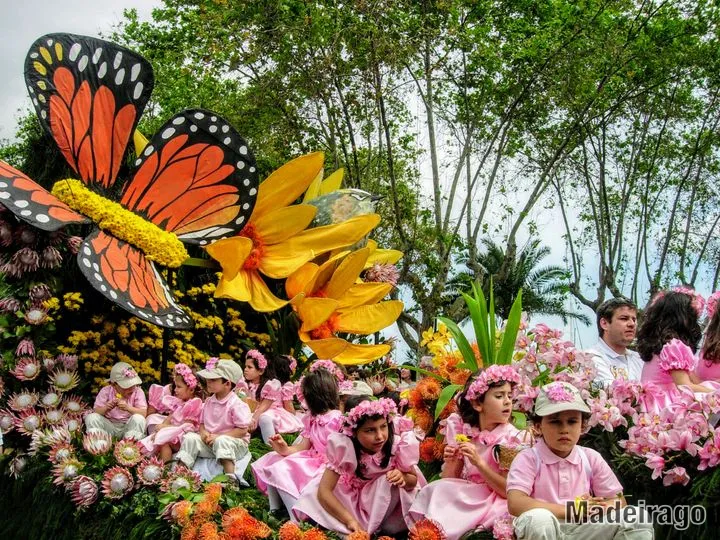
[337,282,393,311]
[319,168,344,196]
[259,214,380,279]
[325,247,369,299]
[254,152,324,218]
[336,300,404,334]
[253,205,317,244]
[215,270,288,312]
[298,297,340,331]
[134,130,149,155]
[304,338,392,365]
[286,263,320,300]
[205,236,253,281]
[365,239,403,265]
[301,167,325,203]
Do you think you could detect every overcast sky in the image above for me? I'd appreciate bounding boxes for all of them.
[0,0,159,140]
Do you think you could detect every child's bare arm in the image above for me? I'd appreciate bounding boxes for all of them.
[317,469,364,532]
[507,489,567,519]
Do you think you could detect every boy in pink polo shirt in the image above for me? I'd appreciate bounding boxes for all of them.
[85,362,147,440]
[507,381,653,539]
[176,359,251,478]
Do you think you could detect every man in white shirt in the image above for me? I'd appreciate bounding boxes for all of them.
[587,297,644,385]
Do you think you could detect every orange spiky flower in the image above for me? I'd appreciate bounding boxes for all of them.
[180,524,199,540]
[409,518,447,540]
[417,378,441,400]
[303,528,329,540]
[197,522,221,540]
[347,531,371,540]
[419,438,437,463]
[221,507,272,539]
[278,522,304,540]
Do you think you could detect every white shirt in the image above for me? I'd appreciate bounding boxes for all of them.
[587,339,644,385]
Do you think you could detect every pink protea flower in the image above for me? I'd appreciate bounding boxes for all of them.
[161,465,202,494]
[114,438,143,467]
[40,391,62,408]
[0,296,21,313]
[48,229,66,246]
[29,283,52,303]
[40,246,63,269]
[50,369,80,392]
[364,263,400,286]
[63,416,82,434]
[1,260,23,278]
[9,454,28,478]
[66,235,82,254]
[663,466,690,486]
[101,466,134,499]
[15,337,35,357]
[0,219,13,247]
[24,306,48,325]
[44,408,66,426]
[137,456,166,486]
[70,475,99,508]
[11,357,41,381]
[0,409,16,434]
[15,225,37,245]
[52,457,83,486]
[45,426,72,446]
[57,353,78,370]
[11,247,40,272]
[42,356,57,371]
[7,390,39,411]
[62,396,88,415]
[0,377,4,400]
[15,409,42,436]
[49,441,75,464]
[83,431,113,456]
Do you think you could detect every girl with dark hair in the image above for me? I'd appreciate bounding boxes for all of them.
[698,291,720,381]
[293,397,425,535]
[407,365,523,539]
[244,350,303,443]
[638,291,717,412]
[252,369,343,516]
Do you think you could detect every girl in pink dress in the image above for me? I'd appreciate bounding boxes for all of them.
[244,350,303,443]
[145,383,172,434]
[697,291,720,382]
[252,368,343,516]
[407,365,522,539]
[293,396,425,535]
[139,364,203,462]
[638,290,717,413]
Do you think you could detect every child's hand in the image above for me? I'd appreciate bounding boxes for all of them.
[443,444,460,461]
[386,469,406,487]
[345,518,364,533]
[269,434,289,455]
[458,442,483,467]
[116,400,130,412]
[249,417,258,432]
[202,432,217,445]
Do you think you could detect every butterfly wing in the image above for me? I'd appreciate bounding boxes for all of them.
[24,33,153,190]
[78,229,192,328]
[0,160,89,231]
[120,109,258,245]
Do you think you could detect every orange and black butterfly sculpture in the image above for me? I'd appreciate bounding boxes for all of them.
[0,33,259,329]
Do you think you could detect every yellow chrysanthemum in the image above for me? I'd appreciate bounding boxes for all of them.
[286,247,403,365]
[206,153,380,312]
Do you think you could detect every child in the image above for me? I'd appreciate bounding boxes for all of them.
[507,381,653,539]
[698,291,720,381]
[397,364,416,391]
[139,363,203,462]
[145,380,172,434]
[293,397,425,535]
[638,290,718,412]
[85,362,147,440]
[252,368,344,516]
[244,350,303,443]
[176,359,250,477]
[407,365,522,539]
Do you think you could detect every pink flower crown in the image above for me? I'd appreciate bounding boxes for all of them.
[247,349,268,370]
[545,382,574,402]
[283,355,298,373]
[173,363,198,390]
[342,398,397,436]
[205,357,219,370]
[706,291,720,321]
[466,365,521,401]
[652,287,706,318]
[310,359,345,381]
[122,368,137,379]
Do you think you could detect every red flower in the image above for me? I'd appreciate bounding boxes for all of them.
[409,518,447,540]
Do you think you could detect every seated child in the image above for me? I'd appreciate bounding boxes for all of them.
[507,381,653,539]
[176,359,251,477]
[293,396,425,535]
[85,361,147,440]
[145,381,173,434]
[252,368,344,516]
[139,363,203,462]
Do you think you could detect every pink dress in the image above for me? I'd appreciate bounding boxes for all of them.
[696,351,720,382]
[139,397,202,454]
[407,414,520,539]
[292,416,426,535]
[251,409,343,497]
[145,384,172,433]
[254,379,304,434]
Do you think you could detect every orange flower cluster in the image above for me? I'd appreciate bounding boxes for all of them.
[434,352,473,386]
[419,438,447,463]
[278,522,328,540]
[409,518,447,540]
[407,375,460,437]
[221,507,272,539]
[347,532,371,540]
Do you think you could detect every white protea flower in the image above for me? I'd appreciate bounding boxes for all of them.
[62,396,87,415]
[101,466,134,499]
[11,357,41,381]
[40,392,62,408]
[50,369,80,392]
[9,454,27,478]
[113,438,143,467]
[28,429,48,456]
[160,465,201,494]
[0,409,16,434]
[63,417,82,434]
[52,458,83,486]
[44,408,66,425]
[42,356,57,371]
[83,431,113,456]
[46,426,73,446]
[71,475,98,508]
[49,441,75,464]
[137,456,165,486]
[15,409,42,436]
[8,391,39,412]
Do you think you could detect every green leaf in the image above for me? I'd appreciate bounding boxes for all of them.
[496,289,523,365]
[512,411,527,429]
[438,316,476,371]
[434,383,463,420]
[488,279,497,365]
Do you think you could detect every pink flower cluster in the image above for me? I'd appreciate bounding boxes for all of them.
[466,365,521,400]
[205,357,219,370]
[247,349,267,370]
[122,368,137,379]
[706,291,720,321]
[652,286,706,318]
[343,398,397,436]
[545,382,574,402]
[173,363,198,390]
[310,359,345,381]
[283,355,298,373]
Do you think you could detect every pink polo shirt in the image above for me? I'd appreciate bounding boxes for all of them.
[202,391,252,442]
[94,385,147,423]
[507,438,623,503]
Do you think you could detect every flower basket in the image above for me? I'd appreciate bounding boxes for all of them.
[493,444,525,471]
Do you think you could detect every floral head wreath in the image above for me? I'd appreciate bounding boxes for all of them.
[466,365,521,401]
[706,291,720,321]
[342,398,397,436]
[205,357,219,371]
[310,359,345,381]
[173,363,198,390]
[247,349,267,370]
[283,355,297,374]
[652,286,706,318]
